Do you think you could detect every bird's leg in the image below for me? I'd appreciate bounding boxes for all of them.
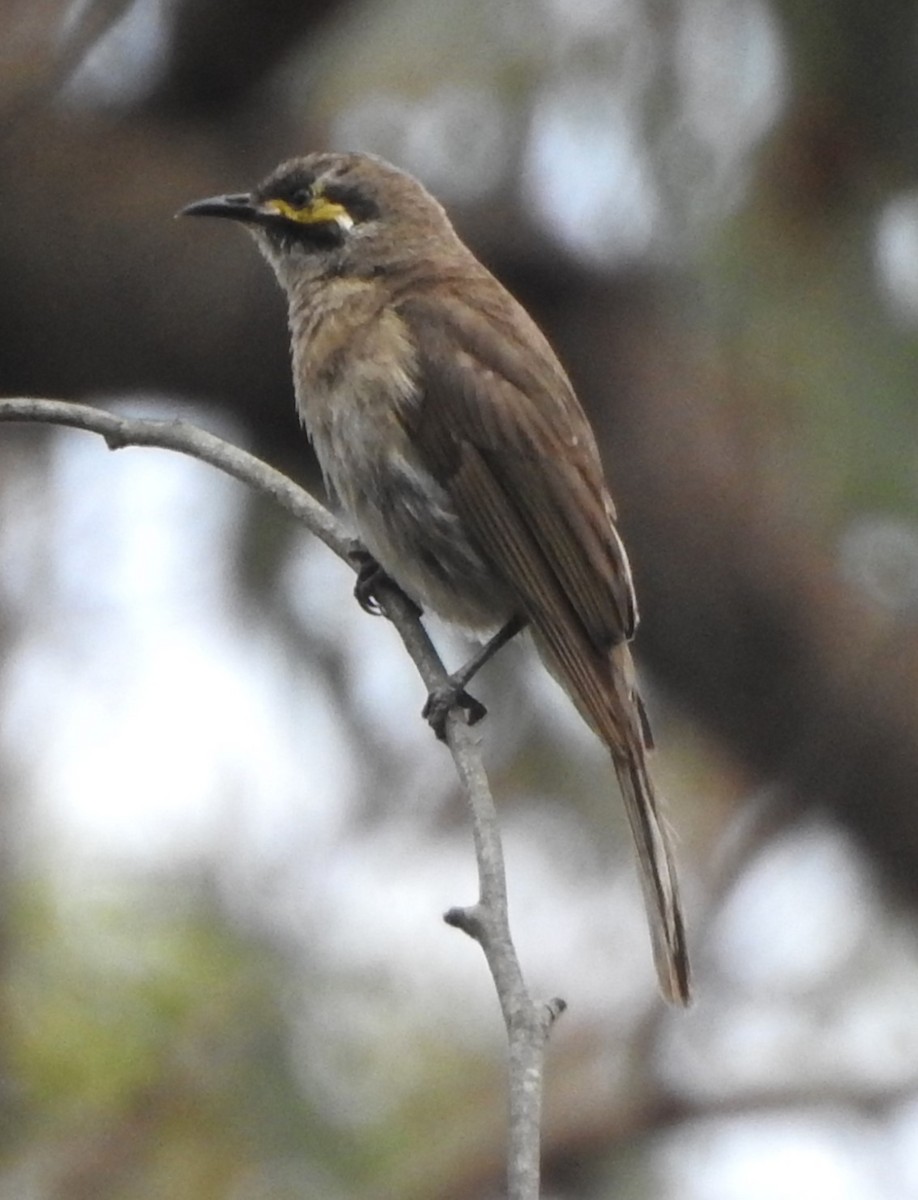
[423,613,528,740]
[348,546,421,618]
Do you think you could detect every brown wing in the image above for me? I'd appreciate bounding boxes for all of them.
[397,278,691,1004]
[396,278,637,652]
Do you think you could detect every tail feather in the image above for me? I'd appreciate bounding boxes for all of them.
[613,735,691,1005]
[534,629,691,1004]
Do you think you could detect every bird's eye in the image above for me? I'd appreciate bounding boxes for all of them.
[289,188,311,208]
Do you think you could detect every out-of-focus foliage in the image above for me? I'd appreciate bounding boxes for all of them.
[4,1,918,1197]
[4,875,344,1198]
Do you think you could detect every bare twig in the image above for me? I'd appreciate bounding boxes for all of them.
[0,396,563,1199]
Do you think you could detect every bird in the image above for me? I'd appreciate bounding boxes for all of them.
[180,151,690,1004]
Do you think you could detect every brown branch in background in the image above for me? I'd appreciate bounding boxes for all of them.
[0,396,564,1200]
[150,0,358,116]
[547,276,918,909]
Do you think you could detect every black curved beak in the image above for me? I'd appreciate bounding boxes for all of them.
[177,193,264,223]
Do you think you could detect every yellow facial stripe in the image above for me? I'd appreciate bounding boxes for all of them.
[267,196,354,228]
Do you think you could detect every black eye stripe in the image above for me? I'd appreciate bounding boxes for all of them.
[255,170,316,207]
[322,183,379,223]
[253,166,379,227]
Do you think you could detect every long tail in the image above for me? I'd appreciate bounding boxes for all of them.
[611,697,691,1004]
[534,631,691,1004]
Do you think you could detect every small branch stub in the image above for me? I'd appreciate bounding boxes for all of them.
[443,905,484,939]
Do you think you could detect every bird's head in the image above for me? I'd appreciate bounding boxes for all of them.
[179,152,461,291]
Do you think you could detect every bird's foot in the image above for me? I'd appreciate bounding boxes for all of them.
[420,616,527,740]
[348,547,421,618]
[422,679,488,741]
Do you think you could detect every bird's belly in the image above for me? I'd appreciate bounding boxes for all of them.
[310,403,514,631]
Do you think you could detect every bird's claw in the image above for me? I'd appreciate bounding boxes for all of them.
[353,557,385,615]
[423,681,487,741]
[349,549,421,618]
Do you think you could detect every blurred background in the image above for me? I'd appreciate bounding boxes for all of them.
[3,0,918,1196]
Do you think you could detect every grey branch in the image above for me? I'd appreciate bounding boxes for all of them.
[0,396,564,1200]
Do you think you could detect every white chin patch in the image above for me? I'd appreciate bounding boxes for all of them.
[335,212,355,232]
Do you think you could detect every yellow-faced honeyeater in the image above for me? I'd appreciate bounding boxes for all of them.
[181,153,690,1003]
